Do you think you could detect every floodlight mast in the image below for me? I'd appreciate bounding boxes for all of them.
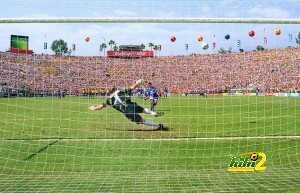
[0,17,300,24]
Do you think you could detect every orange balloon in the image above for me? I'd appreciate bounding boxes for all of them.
[197,35,204,42]
[85,36,91,42]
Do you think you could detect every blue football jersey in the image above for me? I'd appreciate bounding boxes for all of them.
[146,87,159,100]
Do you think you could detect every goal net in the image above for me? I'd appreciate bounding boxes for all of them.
[0,4,300,193]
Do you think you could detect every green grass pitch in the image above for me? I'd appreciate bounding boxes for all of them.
[0,96,299,192]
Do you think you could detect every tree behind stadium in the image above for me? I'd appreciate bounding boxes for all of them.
[51,39,68,55]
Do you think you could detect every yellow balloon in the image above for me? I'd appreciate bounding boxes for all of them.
[274,28,282,36]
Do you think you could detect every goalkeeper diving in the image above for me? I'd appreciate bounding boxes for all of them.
[89,79,167,130]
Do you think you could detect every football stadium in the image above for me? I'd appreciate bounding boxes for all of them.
[1,1,300,192]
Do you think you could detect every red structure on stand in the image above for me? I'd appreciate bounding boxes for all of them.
[107,45,154,58]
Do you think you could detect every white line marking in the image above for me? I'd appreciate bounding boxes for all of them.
[2,135,300,141]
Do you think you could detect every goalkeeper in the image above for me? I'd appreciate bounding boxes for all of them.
[89,79,166,130]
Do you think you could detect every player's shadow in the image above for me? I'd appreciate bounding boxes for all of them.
[104,127,169,132]
[128,127,169,132]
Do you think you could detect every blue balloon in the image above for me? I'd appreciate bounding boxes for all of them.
[225,34,230,40]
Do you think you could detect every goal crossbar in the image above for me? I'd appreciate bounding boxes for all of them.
[1,17,300,24]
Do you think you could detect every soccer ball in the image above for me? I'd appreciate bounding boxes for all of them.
[250,152,258,161]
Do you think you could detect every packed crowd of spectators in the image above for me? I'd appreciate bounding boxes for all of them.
[0,47,300,96]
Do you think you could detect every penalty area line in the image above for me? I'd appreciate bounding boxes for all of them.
[1,135,300,142]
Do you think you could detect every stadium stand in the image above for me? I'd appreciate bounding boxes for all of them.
[0,47,300,96]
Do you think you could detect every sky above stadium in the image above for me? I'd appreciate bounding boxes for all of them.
[0,0,300,56]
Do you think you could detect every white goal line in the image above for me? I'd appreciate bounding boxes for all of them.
[0,17,300,24]
[3,135,300,141]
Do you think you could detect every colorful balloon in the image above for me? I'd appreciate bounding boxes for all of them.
[225,34,230,40]
[212,42,216,49]
[170,36,176,42]
[202,43,209,50]
[248,30,256,37]
[274,28,282,36]
[264,37,268,45]
[197,35,204,42]
[85,36,91,42]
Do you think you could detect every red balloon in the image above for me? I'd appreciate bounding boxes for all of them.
[170,36,176,42]
[248,30,255,37]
